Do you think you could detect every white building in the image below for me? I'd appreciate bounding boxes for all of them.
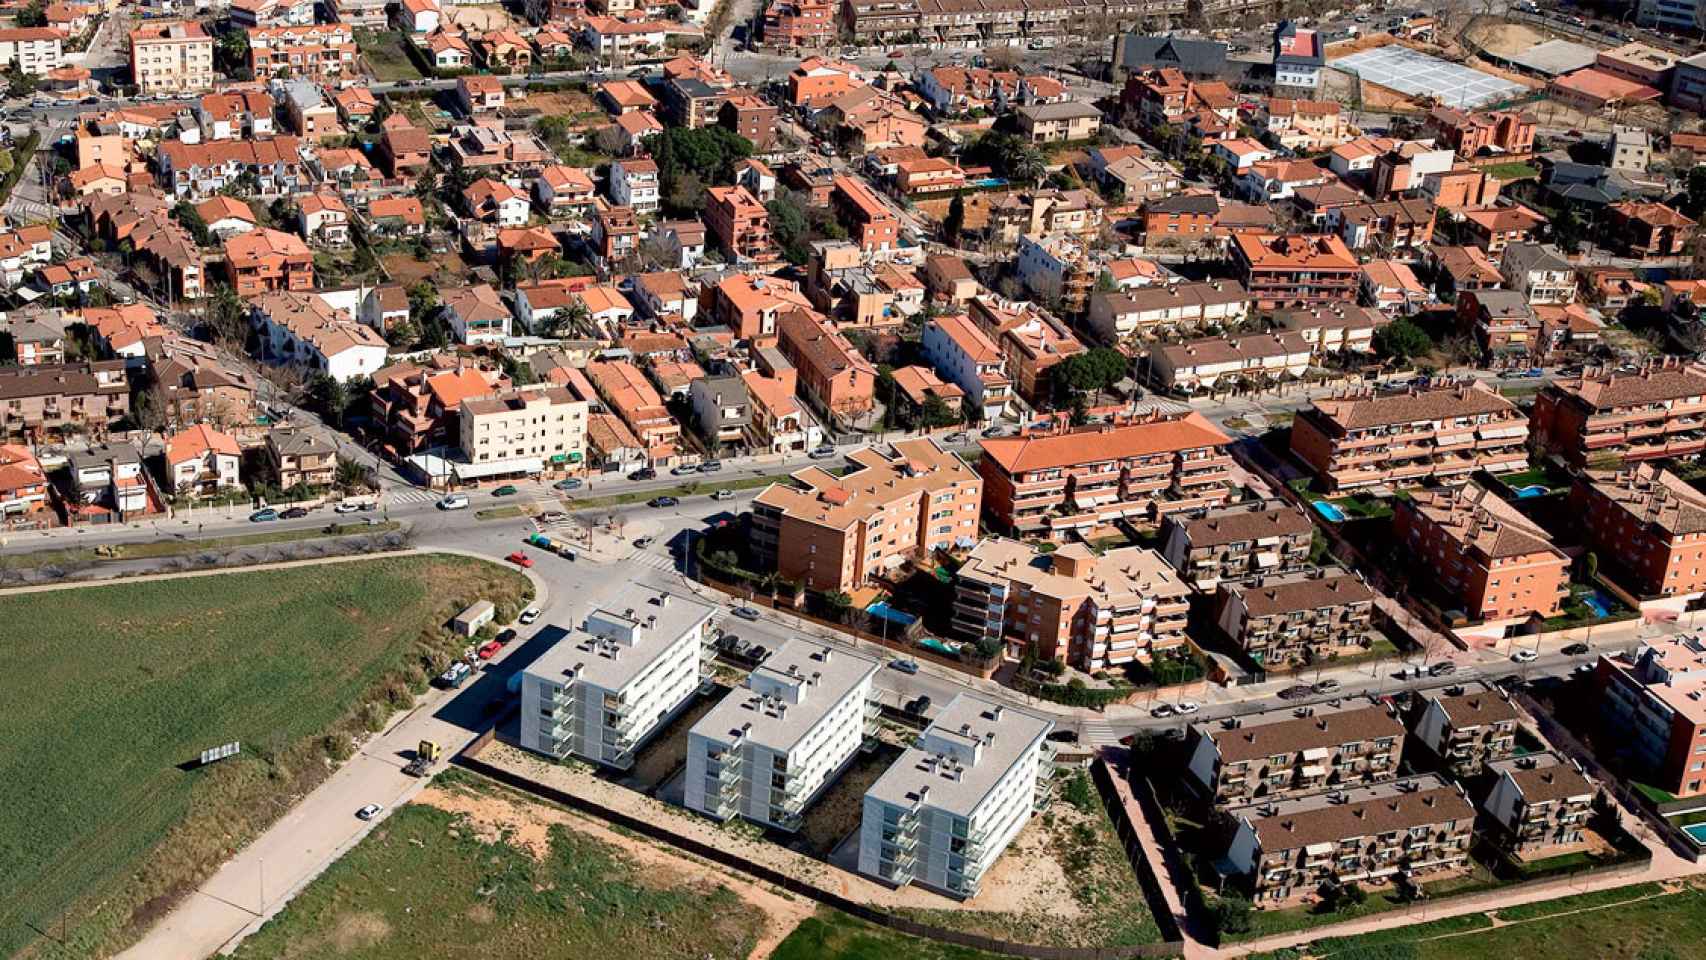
[921,314,1012,422]
[685,639,881,830]
[0,28,66,76]
[857,694,1055,899]
[1014,234,1089,305]
[519,586,715,769]
[609,158,661,215]
[459,386,588,477]
[251,290,389,382]
[1499,243,1576,306]
[1149,332,1314,394]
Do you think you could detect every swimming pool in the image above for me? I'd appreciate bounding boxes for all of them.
[966,176,1008,189]
[1514,484,1550,498]
[866,600,919,627]
[1312,500,1348,522]
[1581,589,1616,618]
[1684,823,1706,847]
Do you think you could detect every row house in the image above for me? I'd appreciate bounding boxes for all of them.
[1425,107,1535,160]
[1086,281,1249,346]
[1290,384,1529,492]
[1149,331,1313,395]
[0,360,129,441]
[250,291,387,381]
[1570,463,1706,599]
[752,439,981,594]
[585,360,681,459]
[1326,199,1435,255]
[1531,361,1706,468]
[1186,699,1405,807]
[977,412,1235,539]
[1160,499,1313,591]
[953,538,1190,670]
[0,225,53,286]
[0,443,49,517]
[1395,481,1570,624]
[156,137,307,199]
[1412,682,1526,776]
[196,90,274,141]
[1259,98,1352,152]
[762,0,836,49]
[246,23,355,81]
[1214,567,1378,668]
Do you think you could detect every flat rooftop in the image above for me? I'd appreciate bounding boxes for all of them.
[865,694,1052,817]
[526,584,713,694]
[690,638,880,753]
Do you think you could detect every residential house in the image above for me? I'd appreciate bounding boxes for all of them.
[163,423,241,494]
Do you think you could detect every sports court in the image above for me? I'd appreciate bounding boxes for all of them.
[1332,45,1529,108]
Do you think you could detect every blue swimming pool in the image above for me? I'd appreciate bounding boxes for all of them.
[1514,484,1550,499]
[1582,589,1616,618]
[1684,823,1706,847]
[1312,500,1348,522]
[967,176,1008,189]
[866,601,919,626]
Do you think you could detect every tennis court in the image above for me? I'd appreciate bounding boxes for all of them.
[1333,45,1529,108]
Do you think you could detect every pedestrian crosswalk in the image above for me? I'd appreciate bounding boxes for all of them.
[1080,721,1123,748]
[627,550,677,573]
[388,488,440,505]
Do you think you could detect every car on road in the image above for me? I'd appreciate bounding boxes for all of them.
[356,803,383,821]
[633,536,655,548]
[334,501,361,514]
[1175,700,1200,715]
[731,606,761,621]
[1150,703,1176,718]
[438,494,470,510]
[280,506,309,519]
[505,551,534,568]
[1512,649,1539,663]
[699,460,723,472]
[672,464,699,476]
[1428,661,1457,677]
[1562,643,1590,656]
[808,444,836,459]
[648,496,679,508]
[492,485,519,497]
[711,489,735,500]
[1278,684,1313,700]
[539,510,567,523]
[1312,679,1340,694]
[748,644,769,662]
[554,478,583,490]
[630,468,657,481]
[519,606,540,625]
[889,658,920,675]
[477,639,503,659]
[249,508,278,522]
[904,695,932,715]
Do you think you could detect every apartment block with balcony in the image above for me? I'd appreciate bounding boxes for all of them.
[1412,681,1527,776]
[1482,752,1596,858]
[1225,774,1475,903]
[1289,383,1529,492]
[459,386,588,478]
[1571,463,1706,600]
[0,360,130,441]
[1231,233,1360,310]
[1185,699,1404,807]
[705,185,774,263]
[130,21,214,96]
[751,438,982,594]
[1395,482,1570,624]
[858,694,1055,899]
[953,538,1190,671]
[978,413,1235,540]
[1214,567,1377,669]
[1160,499,1315,590]
[1595,636,1706,798]
[1530,362,1706,469]
[519,586,715,770]
[685,639,881,831]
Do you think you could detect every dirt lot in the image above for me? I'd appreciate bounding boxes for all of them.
[513,89,602,125]
[443,3,516,31]
[914,191,997,230]
[795,742,902,858]
[1466,18,1554,59]
[382,251,472,287]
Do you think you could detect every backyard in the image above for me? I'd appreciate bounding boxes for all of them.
[0,555,532,958]
[357,28,424,82]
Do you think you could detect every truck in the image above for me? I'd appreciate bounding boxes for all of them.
[525,532,576,560]
[403,739,442,777]
[438,660,472,688]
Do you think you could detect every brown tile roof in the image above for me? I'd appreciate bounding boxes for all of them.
[1432,686,1522,727]
[1308,383,1517,432]
[1581,463,1706,538]
[980,412,1230,474]
[1179,501,1313,548]
[1406,482,1562,562]
[1244,777,1473,852]
[1548,363,1706,410]
[1236,571,1375,618]
[1210,702,1403,764]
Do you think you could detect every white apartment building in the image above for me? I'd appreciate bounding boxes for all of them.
[921,314,1012,422]
[685,639,881,830]
[610,158,661,215]
[130,21,215,96]
[1499,243,1576,306]
[0,28,66,76]
[858,694,1055,899]
[1014,234,1088,305]
[519,586,715,769]
[459,386,589,477]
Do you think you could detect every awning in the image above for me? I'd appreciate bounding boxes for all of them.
[1255,551,1280,569]
[452,457,544,481]
[1302,747,1330,762]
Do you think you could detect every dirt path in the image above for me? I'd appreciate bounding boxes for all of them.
[416,784,815,959]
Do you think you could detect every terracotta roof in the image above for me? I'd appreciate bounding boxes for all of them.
[1582,462,1706,537]
[1178,501,1313,548]
[165,423,239,465]
[981,412,1230,474]
[1308,383,1516,431]
[1405,482,1562,562]
[1548,364,1706,411]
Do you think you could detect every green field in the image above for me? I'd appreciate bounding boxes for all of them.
[0,556,531,958]
[230,781,764,960]
[773,909,1008,960]
[357,29,425,82]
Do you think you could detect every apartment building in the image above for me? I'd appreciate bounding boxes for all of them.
[1530,362,1706,468]
[1595,636,1706,798]
[459,386,587,476]
[965,297,1086,405]
[1087,281,1250,345]
[1225,774,1475,902]
[857,694,1055,899]
[705,186,773,263]
[520,587,714,769]
[0,27,65,76]
[1482,752,1596,857]
[1149,332,1313,395]
[775,307,877,421]
[266,427,335,488]
[831,175,899,253]
[1185,699,1405,806]
[1289,384,1529,492]
[251,291,387,382]
[978,413,1235,538]
[751,438,982,594]
[130,21,214,96]
[1231,233,1360,310]
[1412,681,1526,776]
[225,228,313,297]
[1161,500,1314,590]
[246,23,355,81]
[920,314,1013,422]
[686,639,881,830]
[1425,106,1535,160]
[370,361,505,454]
[1394,482,1570,623]
[157,137,309,199]
[1214,567,1377,668]
[1500,243,1576,305]
[1571,463,1706,599]
[953,538,1189,669]
[688,373,752,449]
[0,360,129,441]
[763,0,836,49]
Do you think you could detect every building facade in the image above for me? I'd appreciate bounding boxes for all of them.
[1290,384,1529,492]
[1213,567,1377,668]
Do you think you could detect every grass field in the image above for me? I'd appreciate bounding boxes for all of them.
[773,909,1008,960]
[0,555,531,959]
[230,778,765,960]
[358,29,424,82]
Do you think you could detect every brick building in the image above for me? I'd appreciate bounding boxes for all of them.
[1394,482,1570,623]
[1290,384,1529,491]
[1570,463,1706,599]
[1530,362,1706,468]
[1213,567,1378,668]
[1230,233,1360,309]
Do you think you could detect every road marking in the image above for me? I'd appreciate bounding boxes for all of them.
[388,489,439,505]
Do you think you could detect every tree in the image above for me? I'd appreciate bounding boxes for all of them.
[767,191,813,265]
[1207,896,1253,939]
[15,0,44,25]
[942,191,966,246]
[920,394,958,429]
[170,201,212,247]
[1095,269,1118,293]
[4,66,37,100]
[536,114,574,149]
[1582,550,1599,583]
[0,149,14,177]
[202,283,247,347]
[216,29,251,77]
[666,171,706,218]
[1372,318,1433,362]
[306,373,351,428]
[1680,166,1706,221]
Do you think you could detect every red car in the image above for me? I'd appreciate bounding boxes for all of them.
[505,551,534,568]
[477,639,503,660]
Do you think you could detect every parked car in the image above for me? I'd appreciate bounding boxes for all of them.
[1512,649,1539,664]
[280,506,309,519]
[438,494,470,510]
[672,464,699,476]
[633,536,655,548]
[731,606,761,621]
[889,658,920,675]
[748,644,769,662]
[334,501,361,514]
[356,803,383,821]
[492,485,519,497]
[808,445,836,459]
[519,606,541,625]
[904,695,932,715]
[630,468,657,481]
[1175,700,1200,715]
[438,660,472,688]
[1428,661,1458,677]
[505,551,534,568]
[1278,684,1313,700]
[477,639,503,659]
[554,478,583,491]
[249,508,278,522]
[1562,643,1590,656]
[539,510,567,523]
[1150,703,1177,718]
[699,460,723,472]
[712,489,735,500]
[649,496,679,507]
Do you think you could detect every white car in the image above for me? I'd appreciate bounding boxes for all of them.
[1512,649,1539,663]
[356,803,383,820]
[334,501,361,514]
[518,606,540,625]
[712,489,735,500]
[1175,700,1200,715]
[438,494,469,510]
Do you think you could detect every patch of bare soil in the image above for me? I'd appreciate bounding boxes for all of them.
[330,911,392,953]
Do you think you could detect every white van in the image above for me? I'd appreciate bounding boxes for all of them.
[438,494,470,510]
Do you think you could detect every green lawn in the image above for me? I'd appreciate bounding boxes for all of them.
[773,909,1008,960]
[0,556,532,958]
[1327,493,1395,520]
[1482,162,1540,181]
[358,30,424,82]
[232,778,764,960]
[1233,868,1502,942]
